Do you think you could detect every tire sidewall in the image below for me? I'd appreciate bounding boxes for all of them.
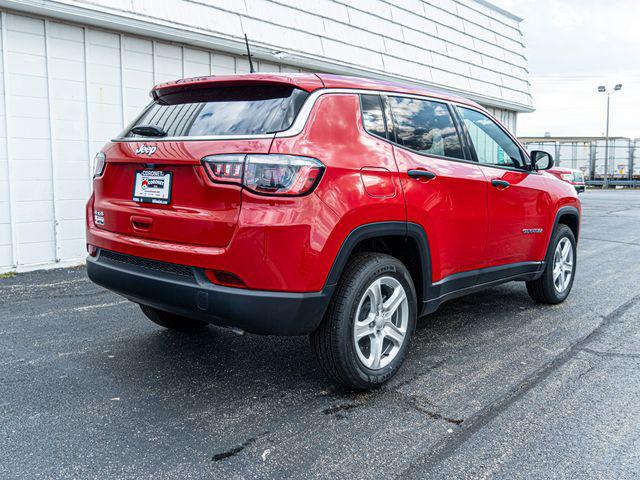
[338,256,417,386]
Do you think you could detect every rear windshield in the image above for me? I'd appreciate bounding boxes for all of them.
[123,85,309,138]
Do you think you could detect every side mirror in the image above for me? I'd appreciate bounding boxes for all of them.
[531,150,554,170]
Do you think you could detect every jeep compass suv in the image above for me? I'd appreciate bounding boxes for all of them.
[86,73,580,389]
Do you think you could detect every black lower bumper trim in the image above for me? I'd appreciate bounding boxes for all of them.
[86,252,333,335]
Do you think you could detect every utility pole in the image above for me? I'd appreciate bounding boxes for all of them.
[604,93,610,187]
[598,84,622,189]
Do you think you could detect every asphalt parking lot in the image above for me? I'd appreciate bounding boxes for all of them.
[2,190,639,479]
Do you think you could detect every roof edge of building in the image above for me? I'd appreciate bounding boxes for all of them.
[473,0,524,22]
[0,0,533,112]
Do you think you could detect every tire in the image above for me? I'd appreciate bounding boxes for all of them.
[139,304,208,332]
[310,253,417,390]
[526,224,577,304]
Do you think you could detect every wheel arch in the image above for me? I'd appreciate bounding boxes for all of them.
[556,208,580,241]
[324,222,432,313]
[544,206,580,261]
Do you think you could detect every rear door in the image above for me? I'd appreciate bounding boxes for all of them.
[92,84,309,248]
[455,106,552,266]
[385,95,489,283]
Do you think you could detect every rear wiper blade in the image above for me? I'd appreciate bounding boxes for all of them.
[131,124,167,137]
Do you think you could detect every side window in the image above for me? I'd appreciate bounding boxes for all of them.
[360,94,387,140]
[458,107,525,169]
[388,96,464,159]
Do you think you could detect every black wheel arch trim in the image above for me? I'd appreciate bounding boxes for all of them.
[545,206,580,260]
[324,221,432,308]
[553,205,580,237]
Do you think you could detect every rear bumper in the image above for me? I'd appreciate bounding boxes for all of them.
[86,250,333,335]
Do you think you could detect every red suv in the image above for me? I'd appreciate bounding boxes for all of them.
[86,73,580,389]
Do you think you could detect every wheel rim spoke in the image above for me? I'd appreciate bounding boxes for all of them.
[369,333,384,369]
[383,288,406,318]
[368,279,383,310]
[354,314,375,340]
[383,322,405,346]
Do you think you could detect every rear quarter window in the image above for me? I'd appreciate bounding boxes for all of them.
[360,94,387,140]
[124,85,309,138]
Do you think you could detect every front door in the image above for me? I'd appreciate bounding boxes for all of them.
[456,106,552,267]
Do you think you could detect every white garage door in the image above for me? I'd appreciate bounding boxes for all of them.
[0,11,301,272]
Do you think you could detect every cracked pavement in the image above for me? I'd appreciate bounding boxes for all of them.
[1,190,640,479]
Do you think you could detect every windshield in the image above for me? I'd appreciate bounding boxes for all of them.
[123,85,309,138]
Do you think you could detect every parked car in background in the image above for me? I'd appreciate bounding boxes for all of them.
[548,167,586,193]
[86,73,581,389]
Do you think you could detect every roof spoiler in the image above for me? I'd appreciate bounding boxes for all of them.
[150,74,325,102]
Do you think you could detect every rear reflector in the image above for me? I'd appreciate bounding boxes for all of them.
[205,269,247,288]
[87,244,98,257]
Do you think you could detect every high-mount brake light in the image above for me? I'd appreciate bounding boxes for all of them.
[201,154,324,196]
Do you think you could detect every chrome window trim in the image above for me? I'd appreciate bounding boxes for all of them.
[111,88,479,143]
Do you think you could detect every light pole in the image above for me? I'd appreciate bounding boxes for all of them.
[598,83,622,188]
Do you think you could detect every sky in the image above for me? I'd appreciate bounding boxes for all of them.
[491,0,640,138]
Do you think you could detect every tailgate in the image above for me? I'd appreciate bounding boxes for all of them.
[93,139,272,248]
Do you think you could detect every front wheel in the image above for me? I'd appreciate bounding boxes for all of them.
[310,253,417,390]
[526,224,577,304]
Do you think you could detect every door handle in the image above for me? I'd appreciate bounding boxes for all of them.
[408,169,437,180]
[491,179,510,189]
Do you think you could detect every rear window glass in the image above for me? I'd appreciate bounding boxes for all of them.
[125,85,309,137]
[388,96,464,159]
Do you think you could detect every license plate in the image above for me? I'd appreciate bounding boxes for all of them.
[132,170,172,205]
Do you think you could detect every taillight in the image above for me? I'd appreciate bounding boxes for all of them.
[202,154,324,196]
[201,155,244,184]
[93,152,106,178]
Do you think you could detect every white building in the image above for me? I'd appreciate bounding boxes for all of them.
[0,0,531,273]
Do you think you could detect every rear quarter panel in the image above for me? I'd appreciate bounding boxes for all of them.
[268,93,406,289]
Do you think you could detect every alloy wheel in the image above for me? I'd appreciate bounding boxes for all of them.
[553,237,574,293]
[353,276,409,370]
